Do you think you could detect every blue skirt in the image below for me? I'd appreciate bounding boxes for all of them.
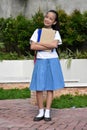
[30,58,65,91]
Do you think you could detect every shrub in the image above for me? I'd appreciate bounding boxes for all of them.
[58,9,70,49]
[15,15,32,55]
[58,49,87,59]
[1,17,18,53]
[31,9,44,29]
[58,9,87,51]
[0,9,87,59]
[0,10,44,57]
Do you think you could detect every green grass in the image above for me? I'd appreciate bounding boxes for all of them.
[51,94,87,109]
[0,88,87,109]
[0,88,30,100]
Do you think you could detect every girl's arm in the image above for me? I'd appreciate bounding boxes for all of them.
[40,31,62,49]
[39,40,59,49]
[30,41,51,51]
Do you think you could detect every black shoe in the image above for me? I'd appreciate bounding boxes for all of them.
[33,116,44,121]
[44,117,51,121]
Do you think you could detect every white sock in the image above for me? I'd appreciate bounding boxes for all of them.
[44,109,50,118]
[36,109,44,117]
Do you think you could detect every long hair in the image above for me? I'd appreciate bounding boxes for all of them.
[47,10,60,31]
[47,10,60,55]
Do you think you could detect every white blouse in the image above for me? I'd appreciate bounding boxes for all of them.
[30,29,62,59]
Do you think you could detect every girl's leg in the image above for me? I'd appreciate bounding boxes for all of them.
[44,90,53,121]
[45,90,53,109]
[34,91,44,121]
[36,91,44,109]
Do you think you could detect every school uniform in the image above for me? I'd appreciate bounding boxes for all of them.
[29,29,65,91]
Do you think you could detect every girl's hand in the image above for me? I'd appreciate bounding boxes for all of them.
[30,42,51,51]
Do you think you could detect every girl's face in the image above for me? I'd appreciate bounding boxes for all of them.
[44,12,56,28]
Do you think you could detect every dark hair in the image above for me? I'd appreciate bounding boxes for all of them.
[47,10,60,31]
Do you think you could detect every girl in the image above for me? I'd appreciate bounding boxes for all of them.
[29,10,65,121]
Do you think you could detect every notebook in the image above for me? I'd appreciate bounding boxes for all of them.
[40,28,55,51]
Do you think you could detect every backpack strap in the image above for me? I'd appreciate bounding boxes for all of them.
[37,29,42,42]
[34,29,42,64]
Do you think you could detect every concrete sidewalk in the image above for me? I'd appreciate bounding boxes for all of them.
[0,99,87,130]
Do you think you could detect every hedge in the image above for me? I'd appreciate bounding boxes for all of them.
[0,9,87,58]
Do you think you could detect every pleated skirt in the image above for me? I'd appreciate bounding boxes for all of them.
[29,58,65,91]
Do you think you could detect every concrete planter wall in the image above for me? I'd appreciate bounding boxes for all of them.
[0,60,34,83]
[61,59,87,87]
[0,59,87,87]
